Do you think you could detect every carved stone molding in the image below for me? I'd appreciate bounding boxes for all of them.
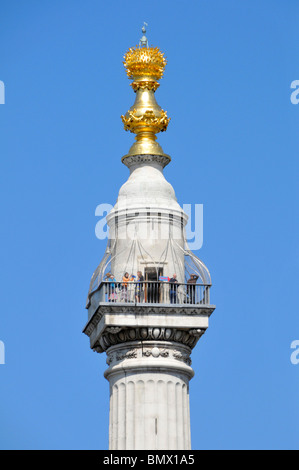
[105,342,193,371]
[83,309,103,337]
[142,347,169,358]
[106,327,123,334]
[93,326,206,353]
[84,304,213,333]
[116,349,138,361]
[121,154,170,169]
[173,350,192,366]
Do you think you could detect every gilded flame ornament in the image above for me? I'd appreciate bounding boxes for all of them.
[121,25,171,162]
[123,46,166,81]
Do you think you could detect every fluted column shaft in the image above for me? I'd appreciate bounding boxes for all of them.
[105,341,193,450]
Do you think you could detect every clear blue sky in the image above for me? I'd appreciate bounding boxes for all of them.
[0,0,298,450]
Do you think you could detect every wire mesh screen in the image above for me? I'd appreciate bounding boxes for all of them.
[86,235,211,307]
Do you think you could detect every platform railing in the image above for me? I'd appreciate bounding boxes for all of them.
[97,281,211,306]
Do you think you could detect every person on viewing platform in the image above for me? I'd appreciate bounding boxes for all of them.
[128,273,136,302]
[169,274,178,304]
[136,271,144,303]
[108,273,117,302]
[121,272,130,301]
[187,274,199,304]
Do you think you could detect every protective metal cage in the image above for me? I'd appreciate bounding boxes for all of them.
[86,236,211,308]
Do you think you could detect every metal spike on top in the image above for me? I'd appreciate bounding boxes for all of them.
[139,22,149,48]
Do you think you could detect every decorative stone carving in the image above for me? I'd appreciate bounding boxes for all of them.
[116,349,138,361]
[173,350,192,366]
[95,326,205,352]
[122,154,170,169]
[106,327,123,334]
[87,304,213,318]
[189,328,204,337]
[106,354,114,365]
[83,310,103,336]
[142,347,169,358]
[142,349,152,358]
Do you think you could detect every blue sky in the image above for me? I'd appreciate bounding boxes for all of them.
[0,0,298,450]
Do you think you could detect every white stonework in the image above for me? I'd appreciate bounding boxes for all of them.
[105,341,193,450]
[84,155,215,449]
[106,156,187,283]
[84,32,216,450]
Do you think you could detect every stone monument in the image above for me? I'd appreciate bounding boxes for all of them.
[83,26,215,450]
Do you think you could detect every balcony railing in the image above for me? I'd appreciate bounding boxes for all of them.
[93,281,211,306]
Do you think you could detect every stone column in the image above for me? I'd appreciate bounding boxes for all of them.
[105,339,194,450]
[83,302,214,450]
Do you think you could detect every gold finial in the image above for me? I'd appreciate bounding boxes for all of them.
[121,26,171,162]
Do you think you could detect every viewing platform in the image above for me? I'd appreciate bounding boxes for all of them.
[89,280,211,306]
[83,280,215,353]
